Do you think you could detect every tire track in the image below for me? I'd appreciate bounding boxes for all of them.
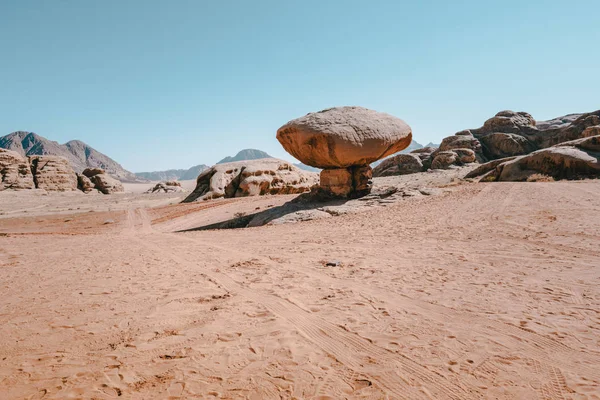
[123,212,480,399]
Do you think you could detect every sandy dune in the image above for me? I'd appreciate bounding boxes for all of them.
[1,181,599,399]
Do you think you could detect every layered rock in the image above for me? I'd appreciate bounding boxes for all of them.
[0,131,139,181]
[182,158,318,202]
[465,135,600,182]
[83,168,125,194]
[29,156,78,191]
[76,173,95,193]
[277,106,412,197]
[0,148,35,190]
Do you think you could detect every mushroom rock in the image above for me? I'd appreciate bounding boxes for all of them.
[276,106,412,197]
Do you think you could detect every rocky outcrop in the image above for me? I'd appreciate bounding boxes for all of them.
[83,168,125,194]
[373,109,600,179]
[183,158,318,202]
[373,153,423,177]
[0,153,125,194]
[465,135,600,182]
[147,181,185,193]
[0,148,35,190]
[29,156,78,191]
[446,110,600,162]
[76,173,95,193]
[0,132,139,182]
[438,134,485,161]
[277,106,412,197]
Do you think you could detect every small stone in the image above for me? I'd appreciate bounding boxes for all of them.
[324,261,341,267]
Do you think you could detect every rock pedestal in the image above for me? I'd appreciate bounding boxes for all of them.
[276,106,412,198]
[319,165,372,198]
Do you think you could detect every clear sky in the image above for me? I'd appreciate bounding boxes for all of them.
[1,1,599,172]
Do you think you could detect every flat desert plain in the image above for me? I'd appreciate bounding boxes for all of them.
[1,181,599,399]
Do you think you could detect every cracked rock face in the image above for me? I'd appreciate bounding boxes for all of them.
[182,158,318,202]
[28,155,78,191]
[0,148,35,190]
[276,106,412,169]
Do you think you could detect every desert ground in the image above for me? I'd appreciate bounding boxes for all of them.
[1,178,599,399]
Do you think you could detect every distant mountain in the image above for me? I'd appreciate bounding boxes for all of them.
[0,131,139,182]
[424,142,439,148]
[217,149,272,164]
[135,164,209,181]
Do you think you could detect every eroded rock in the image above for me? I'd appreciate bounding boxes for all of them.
[276,106,412,169]
[0,148,35,190]
[29,155,78,191]
[373,153,423,177]
[183,158,318,202]
[277,106,412,197]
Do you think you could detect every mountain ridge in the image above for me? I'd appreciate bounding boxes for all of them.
[135,164,209,181]
[217,149,272,164]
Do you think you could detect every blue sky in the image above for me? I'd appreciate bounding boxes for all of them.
[1,0,598,172]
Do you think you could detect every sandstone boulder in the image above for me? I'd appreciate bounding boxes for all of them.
[435,110,600,164]
[373,153,423,177]
[439,134,485,161]
[76,173,95,193]
[182,158,318,202]
[431,151,459,170]
[29,155,78,191]
[478,132,536,159]
[82,167,105,178]
[90,172,125,194]
[0,148,35,190]
[466,135,600,182]
[276,106,412,169]
[147,181,185,193]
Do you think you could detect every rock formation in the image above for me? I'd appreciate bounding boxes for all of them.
[83,168,124,194]
[465,135,600,182]
[440,109,600,163]
[147,181,185,193]
[0,149,35,190]
[373,109,600,179]
[29,156,78,191]
[76,173,95,193]
[0,150,125,193]
[0,131,139,181]
[183,158,318,202]
[277,106,412,197]
[373,153,423,177]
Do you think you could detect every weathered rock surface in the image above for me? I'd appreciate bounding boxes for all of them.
[147,181,185,194]
[0,148,35,190]
[466,135,600,182]
[276,106,412,169]
[373,153,423,177]
[89,172,125,194]
[430,149,476,170]
[458,110,600,160]
[29,156,78,191]
[76,173,95,193]
[478,133,536,159]
[183,158,318,202]
[82,168,105,178]
[439,134,485,161]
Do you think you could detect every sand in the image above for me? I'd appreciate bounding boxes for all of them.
[1,180,599,399]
